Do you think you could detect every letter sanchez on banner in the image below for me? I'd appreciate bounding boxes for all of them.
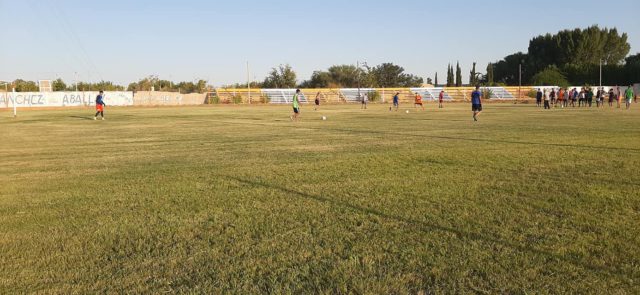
[0,92,134,108]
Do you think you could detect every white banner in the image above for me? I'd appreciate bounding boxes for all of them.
[0,91,134,108]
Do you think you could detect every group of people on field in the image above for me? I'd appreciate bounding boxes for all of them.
[293,86,484,122]
[536,85,636,110]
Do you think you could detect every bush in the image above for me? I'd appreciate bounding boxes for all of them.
[527,89,538,98]
[232,94,243,104]
[368,91,381,102]
[207,94,220,104]
[481,88,494,100]
[260,94,271,104]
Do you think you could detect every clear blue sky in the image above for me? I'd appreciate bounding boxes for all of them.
[1,0,638,86]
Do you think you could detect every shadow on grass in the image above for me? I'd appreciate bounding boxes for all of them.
[69,115,95,120]
[323,127,640,152]
[202,119,640,152]
[226,175,636,280]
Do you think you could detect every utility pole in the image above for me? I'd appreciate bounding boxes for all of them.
[599,59,603,88]
[247,61,251,104]
[12,86,16,118]
[357,61,361,101]
[74,72,78,91]
[518,63,522,101]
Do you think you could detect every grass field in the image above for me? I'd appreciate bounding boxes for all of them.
[1,103,639,294]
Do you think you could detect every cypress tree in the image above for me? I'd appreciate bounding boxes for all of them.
[487,62,494,86]
[455,61,462,87]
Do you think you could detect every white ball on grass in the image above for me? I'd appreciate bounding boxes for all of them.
[406,110,410,114]
[322,116,327,121]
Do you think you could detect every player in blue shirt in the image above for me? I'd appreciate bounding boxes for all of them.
[94,91,106,120]
[471,86,482,121]
[391,92,400,111]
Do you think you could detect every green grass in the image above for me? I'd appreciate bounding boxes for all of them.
[1,103,639,294]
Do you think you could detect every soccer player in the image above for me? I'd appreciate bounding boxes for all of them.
[361,92,368,109]
[616,86,622,108]
[543,89,551,109]
[625,85,634,110]
[608,88,615,107]
[94,90,106,120]
[392,92,400,111]
[550,88,556,107]
[536,88,543,107]
[586,87,594,107]
[414,92,424,110]
[438,90,444,109]
[314,91,321,111]
[578,89,586,107]
[290,89,301,121]
[571,88,578,107]
[471,86,482,121]
[596,87,603,108]
[557,87,565,108]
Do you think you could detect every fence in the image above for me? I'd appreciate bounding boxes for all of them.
[210,86,542,104]
[5,86,633,109]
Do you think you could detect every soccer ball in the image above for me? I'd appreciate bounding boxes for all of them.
[322,116,327,121]
[406,110,409,114]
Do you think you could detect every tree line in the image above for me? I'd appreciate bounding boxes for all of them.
[4,77,210,93]
[222,63,425,89]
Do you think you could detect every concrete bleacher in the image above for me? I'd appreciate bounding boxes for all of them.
[409,88,452,101]
[483,87,515,100]
[262,89,308,104]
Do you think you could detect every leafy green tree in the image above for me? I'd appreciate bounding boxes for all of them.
[625,53,640,66]
[299,71,333,88]
[369,63,423,88]
[299,63,422,88]
[12,79,39,92]
[493,52,530,86]
[263,64,297,88]
[52,78,67,91]
[455,62,462,87]
[531,65,569,87]
[426,77,433,85]
[528,26,629,70]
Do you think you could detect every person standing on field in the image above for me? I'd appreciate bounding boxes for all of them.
[608,88,615,107]
[391,92,400,111]
[550,88,556,107]
[438,90,445,108]
[625,85,634,110]
[361,92,368,109]
[586,87,594,107]
[543,89,551,109]
[471,86,482,121]
[94,90,106,120]
[616,86,622,108]
[290,89,301,121]
[536,88,543,107]
[414,92,424,110]
[314,91,321,111]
